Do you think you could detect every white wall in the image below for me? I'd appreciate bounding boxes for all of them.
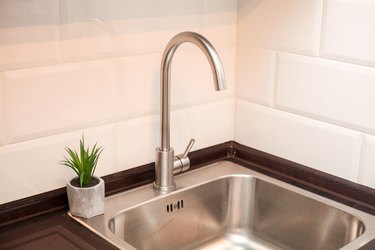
[236,0,375,188]
[0,0,237,204]
[2,0,375,205]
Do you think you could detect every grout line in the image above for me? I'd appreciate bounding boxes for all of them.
[0,43,235,74]
[270,50,375,74]
[242,97,374,140]
[317,0,326,58]
[3,97,235,146]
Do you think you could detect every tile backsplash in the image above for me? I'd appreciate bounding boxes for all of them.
[0,0,236,204]
[0,0,61,71]
[236,0,375,189]
[1,0,375,204]
[321,0,375,67]
[237,0,322,56]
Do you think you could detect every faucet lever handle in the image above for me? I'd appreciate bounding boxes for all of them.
[182,138,195,159]
[173,138,195,175]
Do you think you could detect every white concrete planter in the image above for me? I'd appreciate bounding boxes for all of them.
[66,176,105,218]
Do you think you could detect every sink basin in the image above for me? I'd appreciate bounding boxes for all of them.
[108,176,365,250]
[71,161,375,250]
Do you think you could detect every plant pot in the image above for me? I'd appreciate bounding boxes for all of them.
[66,176,105,218]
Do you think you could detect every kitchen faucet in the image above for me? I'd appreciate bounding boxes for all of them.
[154,31,226,192]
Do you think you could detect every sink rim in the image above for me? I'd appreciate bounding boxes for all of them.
[69,160,375,250]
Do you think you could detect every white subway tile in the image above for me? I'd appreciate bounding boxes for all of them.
[116,99,234,171]
[117,46,235,117]
[117,47,235,118]
[0,124,116,204]
[116,54,159,118]
[276,52,375,134]
[170,45,235,108]
[0,0,60,71]
[322,0,375,66]
[170,98,234,153]
[236,46,276,106]
[115,115,158,171]
[235,100,362,181]
[4,60,122,142]
[203,0,237,46]
[359,134,375,188]
[4,44,234,143]
[237,0,322,55]
[60,0,204,62]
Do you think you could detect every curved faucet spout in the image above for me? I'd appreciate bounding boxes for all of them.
[160,31,227,151]
[155,31,226,191]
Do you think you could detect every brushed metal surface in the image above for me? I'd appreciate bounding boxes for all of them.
[155,31,226,191]
[70,161,375,250]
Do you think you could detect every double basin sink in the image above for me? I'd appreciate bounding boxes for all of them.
[71,161,375,249]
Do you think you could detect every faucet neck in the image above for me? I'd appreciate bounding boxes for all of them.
[159,31,226,151]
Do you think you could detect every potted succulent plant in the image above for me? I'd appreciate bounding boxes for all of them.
[60,136,105,218]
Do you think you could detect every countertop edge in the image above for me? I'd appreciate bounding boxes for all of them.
[1,140,374,227]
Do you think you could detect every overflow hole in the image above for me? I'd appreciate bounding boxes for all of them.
[166,200,185,213]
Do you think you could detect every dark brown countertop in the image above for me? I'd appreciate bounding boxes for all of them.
[0,210,118,250]
[0,141,374,249]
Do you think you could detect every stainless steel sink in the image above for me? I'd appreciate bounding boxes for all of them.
[70,161,375,250]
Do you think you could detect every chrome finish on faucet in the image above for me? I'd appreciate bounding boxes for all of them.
[173,138,195,175]
[154,31,226,192]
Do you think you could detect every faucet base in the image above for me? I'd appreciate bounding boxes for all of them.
[153,182,176,192]
[154,147,176,191]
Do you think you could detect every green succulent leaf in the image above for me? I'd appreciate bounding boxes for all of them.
[60,135,104,187]
[79,172,85,188]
